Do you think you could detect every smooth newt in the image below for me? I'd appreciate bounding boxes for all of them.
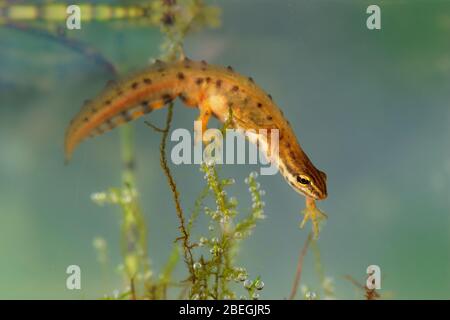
[64,58,328,236]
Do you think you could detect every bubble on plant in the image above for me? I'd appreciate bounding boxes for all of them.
[252,293,260,300]
[193,262,202,270]
[259,190,266,196]
[255,280,264,290]
[240,295,247,300]
[244,279,252,289]
[234,232,242,239]
[223,294,231,300]
[250,171,258,178]
[91,192,107,204]
[211,237,218,243]
[244,177,249,184]
[192,293,200,300]
[237,273,247,281]
[208,225,214,231]
[306,291,317,300]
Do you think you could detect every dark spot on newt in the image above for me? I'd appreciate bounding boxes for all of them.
[177,72,185,80]
[179,93,187,102]
[201,60,207,66]
[227,66,233,72]
[162,94,172,104]
[257,102,262,108]
[142,101,152,113]
[232,85,239,92]
[196,78,204,85]
[131,82,139,89]
[266,115,273,121]
[105,100,111,105]
[143,78,152,84]
[105,119,114,129]
[268,94,273,100]
[216,79,222,88]
[248,77,254,83]
[205,77,211,83]
[121,111,132,122]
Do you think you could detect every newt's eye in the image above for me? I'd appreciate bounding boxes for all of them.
[296,176,310,185]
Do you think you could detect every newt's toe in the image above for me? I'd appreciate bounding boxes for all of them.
[300,206,327,239]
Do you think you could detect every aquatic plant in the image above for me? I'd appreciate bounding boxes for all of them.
[1,0,341,300]
[187,166,267,300]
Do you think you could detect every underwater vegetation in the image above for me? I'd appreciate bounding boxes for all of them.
[0,0,386,300]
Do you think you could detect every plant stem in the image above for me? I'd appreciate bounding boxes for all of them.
[158,103,196,282]
[289,232,313,300]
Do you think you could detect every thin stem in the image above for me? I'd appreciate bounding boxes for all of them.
[158,103,196,281]
[289,232,313,300]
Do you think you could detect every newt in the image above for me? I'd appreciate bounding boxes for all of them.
[64,58,328,237]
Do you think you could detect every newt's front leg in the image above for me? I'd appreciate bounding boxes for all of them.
[195,94,216,144]
[300,197,327,239]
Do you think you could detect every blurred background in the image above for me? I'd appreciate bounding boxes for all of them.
[0,0,449,299]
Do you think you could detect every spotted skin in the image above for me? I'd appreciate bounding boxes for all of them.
[65,58,328,235]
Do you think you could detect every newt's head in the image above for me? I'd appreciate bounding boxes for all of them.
[293,169,328,200]
[280,152,328,200]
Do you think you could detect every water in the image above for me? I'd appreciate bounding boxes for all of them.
[0,0,449,299]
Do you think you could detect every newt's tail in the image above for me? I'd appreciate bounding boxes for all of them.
[64,60,182,162]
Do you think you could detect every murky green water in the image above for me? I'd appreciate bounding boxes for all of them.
[0,0,449,299]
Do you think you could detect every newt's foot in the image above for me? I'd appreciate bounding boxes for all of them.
[300,203,327,239]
